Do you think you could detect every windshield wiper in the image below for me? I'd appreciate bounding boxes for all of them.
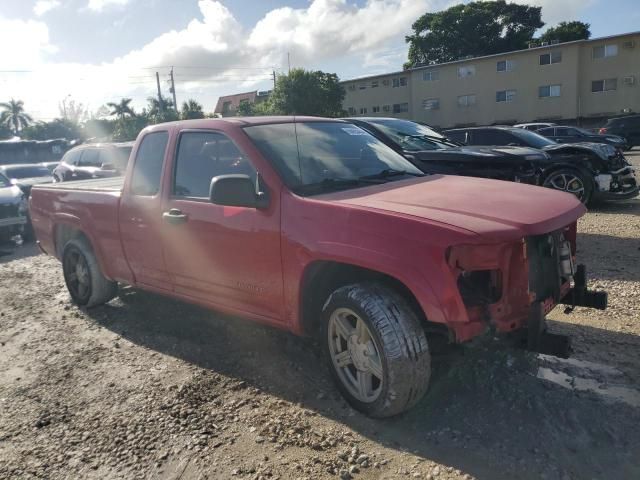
[293,177,385,195]
[361,169,424,180]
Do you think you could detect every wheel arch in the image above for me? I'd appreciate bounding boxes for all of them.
[298,260,448,339]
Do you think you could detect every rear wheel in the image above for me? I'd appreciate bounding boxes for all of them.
[322,283,431,418]
[543,168,593,204]
[62,237,117,307]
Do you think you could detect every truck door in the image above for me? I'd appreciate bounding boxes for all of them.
[119,131,172,291]
[160,130,283,322]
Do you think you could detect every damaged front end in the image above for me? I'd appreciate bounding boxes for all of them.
[588,145,638,200]
[446,224,607,358]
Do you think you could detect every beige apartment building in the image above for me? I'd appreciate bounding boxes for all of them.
[342,31,640,129]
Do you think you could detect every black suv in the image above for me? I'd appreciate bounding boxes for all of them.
[537,126,628,151]
[53,142,133,182]
[599,114,640,149]
[444,126,638,204]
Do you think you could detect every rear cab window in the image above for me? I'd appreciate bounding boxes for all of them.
[130,132,169,196]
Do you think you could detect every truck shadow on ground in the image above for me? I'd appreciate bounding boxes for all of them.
[588,199,640,217]
[577,232,640,281]
[86,287,640,480]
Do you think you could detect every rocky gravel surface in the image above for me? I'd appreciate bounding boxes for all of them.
[1,154,639,480]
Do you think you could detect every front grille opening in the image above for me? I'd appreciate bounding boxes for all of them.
[457,270,502,307]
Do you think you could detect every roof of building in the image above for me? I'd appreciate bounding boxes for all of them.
[214,91,258,114]
[341,30,640,84]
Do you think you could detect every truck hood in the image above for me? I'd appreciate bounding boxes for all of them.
[320,175,585,242]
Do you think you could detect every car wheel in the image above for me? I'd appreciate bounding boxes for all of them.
[322,283,431,418]
[62,237,117,307]
[543,168,593,204]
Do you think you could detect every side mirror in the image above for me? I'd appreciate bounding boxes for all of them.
[209,174,268,209]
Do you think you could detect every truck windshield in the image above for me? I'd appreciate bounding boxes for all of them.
[367,118,457,151]
[244,122,424,195]
[2,165,51,179]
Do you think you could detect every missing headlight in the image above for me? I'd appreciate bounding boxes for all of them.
[457,270,502,307]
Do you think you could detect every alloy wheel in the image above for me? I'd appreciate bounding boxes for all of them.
[544,172,585,200]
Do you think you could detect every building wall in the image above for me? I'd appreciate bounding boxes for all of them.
[342,31,640,129]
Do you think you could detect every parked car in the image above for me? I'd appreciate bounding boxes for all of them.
[0,164,55,197]
[40,161,60,174]
[53,142,134,182]
[513,122,556,131]
[0,172,27,242]
[30,117,607,417]
[599,114,640,149]
[536,126,628,151]
[348,117,559,185]
[444,126,638,204]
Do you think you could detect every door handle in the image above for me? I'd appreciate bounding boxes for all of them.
[162,208,188,225]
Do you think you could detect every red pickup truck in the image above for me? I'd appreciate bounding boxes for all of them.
[30,117,607,417]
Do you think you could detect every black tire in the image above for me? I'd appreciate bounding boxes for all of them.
[322,283,431,418]
[543,168,593,205]
[62,237,117,307]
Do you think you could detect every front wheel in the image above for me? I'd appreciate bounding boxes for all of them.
[543,168,593,205]
[322,283,431,418]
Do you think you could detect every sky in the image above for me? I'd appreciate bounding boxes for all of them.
[0,0,638,120]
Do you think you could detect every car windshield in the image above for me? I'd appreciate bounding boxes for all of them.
[244,121,424,195]
[0,173,11,187]
[510,129,557,148]
[366,119,455,151]
[2,165,51,178]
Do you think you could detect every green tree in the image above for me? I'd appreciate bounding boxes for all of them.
[539,21,591,44]
[22,119,82,141]
[0,124,12,140]
[112,115,150,142]
[146,95,178,123]
[0,99,34,135]
[180,99,205,120]
[106,98,135,121]
[237,100,254,116]
[405,1,544,67]
[269,69,345,117]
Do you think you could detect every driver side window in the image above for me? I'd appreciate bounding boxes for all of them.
[173,131,256,199]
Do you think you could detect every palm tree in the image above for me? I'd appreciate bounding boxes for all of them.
[106,98,135,121]
[146,95,174,117]
[181,99,205,120]
[0,99,33,135]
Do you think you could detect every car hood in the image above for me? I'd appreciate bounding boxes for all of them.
[412,145,547,160]
[318,175,585,242]
[13,176,55,188]
[542,142,617,160]
[0,185,24,204]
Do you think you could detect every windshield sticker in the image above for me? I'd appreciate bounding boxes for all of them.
[341,127,367,136]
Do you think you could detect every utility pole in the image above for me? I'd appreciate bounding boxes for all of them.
[156,72,164,113]
[169,67,178,111]
[287,52,291,73]
[272,70,277,90]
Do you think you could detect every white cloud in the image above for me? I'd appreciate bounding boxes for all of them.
[34,0,62,16]
[0,16,57,67]
[87,0,130,12]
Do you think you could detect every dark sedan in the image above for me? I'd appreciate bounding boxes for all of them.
[346,117,550,185]
[0,164,55,197]
[444,126,638,204]
[537,126,629,151]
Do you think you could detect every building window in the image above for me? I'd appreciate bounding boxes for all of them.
[497,60,515,72]
[371,80,379,88]
[423,70,439,81]
[422,98,440,110]
[347,84,356,91]
[392,103,409,113]
[593,44,618,59]
[372,106,380,113]
[382,105,391,112]
[359,83,367,90]
[592,78,618,92]
[496,90,516,103]
[457,66,476,78]
[382,79,390,87]
[457,94,476,107]
[539,84,562,97]
[539,51,562,65]
[392,77,408,87]
[359,107,368,114]
[347,107,356,115]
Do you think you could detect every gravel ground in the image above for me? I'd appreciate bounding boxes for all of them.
[1,155,639,480]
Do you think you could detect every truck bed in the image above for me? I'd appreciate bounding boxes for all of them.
[34,176,124,192]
